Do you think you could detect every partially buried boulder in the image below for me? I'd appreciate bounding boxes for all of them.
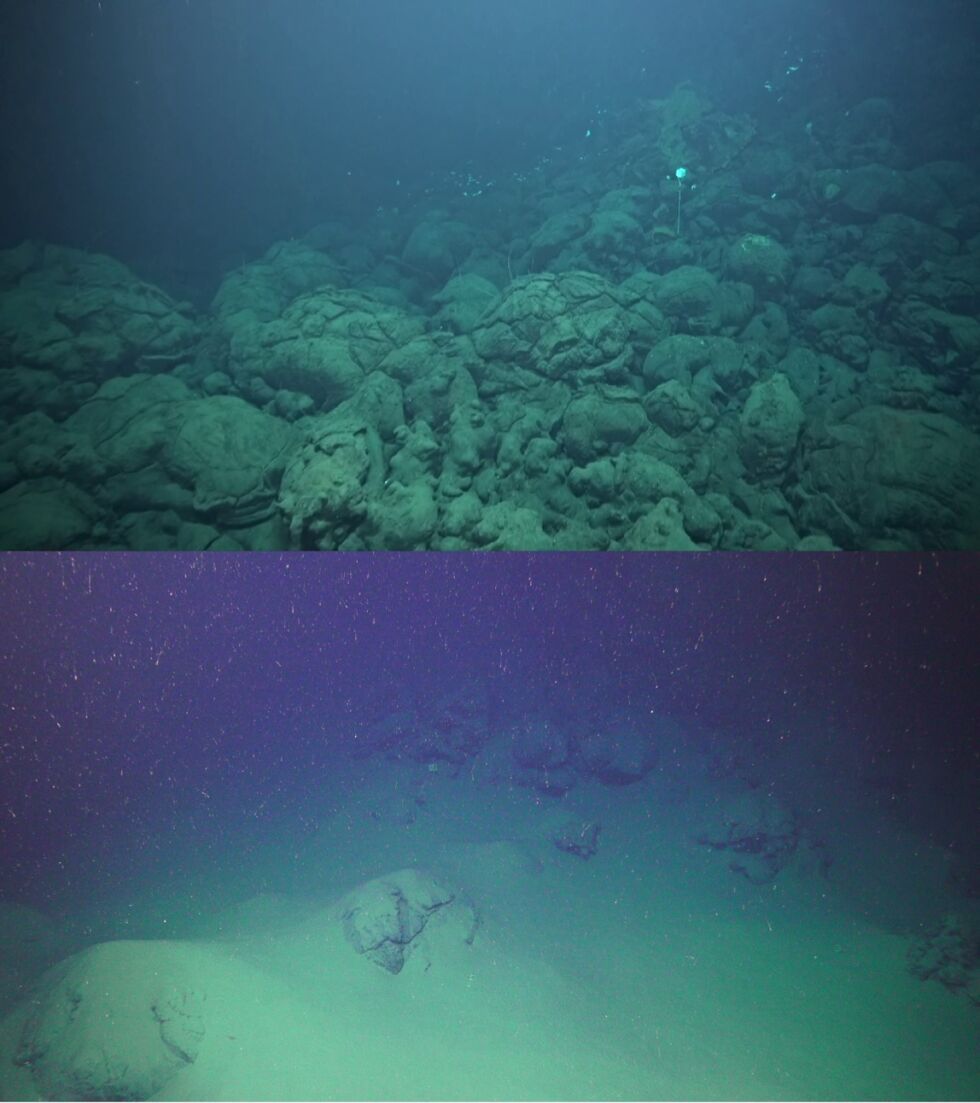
[14,940,205,1102]
[511,716,571,772]
[348,681,490,765]
[551,816,601,860]
[339,869,478,974]
[506,716,576,795]
[574,714,659,785]
[696,790,800,884]
[907,914,979,1005]
[409,680,491,766]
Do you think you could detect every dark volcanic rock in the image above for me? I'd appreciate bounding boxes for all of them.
[696,791,801,884]
[14,941,205,1102]
[340,869,478,974]
[552,817,601,860]
[907,915,980,1005]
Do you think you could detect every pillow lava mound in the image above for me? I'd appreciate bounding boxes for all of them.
[13,940,206,1102]
[0,242,199,420]
[0,374,296,549]
[470,270,646,394]
[208,242,425,414]
[798,405,980,549]
[4,223,979,551]
[0,243,301,550]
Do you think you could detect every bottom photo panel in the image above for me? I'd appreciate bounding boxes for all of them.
[0,552,977,1103]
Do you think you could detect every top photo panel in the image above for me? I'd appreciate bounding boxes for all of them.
[1,0,978,550]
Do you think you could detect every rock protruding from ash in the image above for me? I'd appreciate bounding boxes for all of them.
[14,940,205,1102]
[574,713,660,785]
[551,817,602,860]
[696,791,801,884]
[907,915,980,1006]
[340,869,478,974]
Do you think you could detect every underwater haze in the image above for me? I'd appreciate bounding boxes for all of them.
[1,0,980,549]
[0,552,978,1100]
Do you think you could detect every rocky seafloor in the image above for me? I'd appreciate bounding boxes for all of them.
[2,85,978,550]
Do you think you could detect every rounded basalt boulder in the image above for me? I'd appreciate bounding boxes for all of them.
[339,869,478,975]
[727,234,792,293]
[738,372,804,481]
[14,940,206,1102]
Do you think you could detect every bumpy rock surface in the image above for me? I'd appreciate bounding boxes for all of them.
[3,81,980,550]
[739,373,805,481]
[352,682,490,766]
[220,284,424,412]
[277,415,384,548]
[471,271,634,391]
[800,406,980,548]
[0,244,198,395]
